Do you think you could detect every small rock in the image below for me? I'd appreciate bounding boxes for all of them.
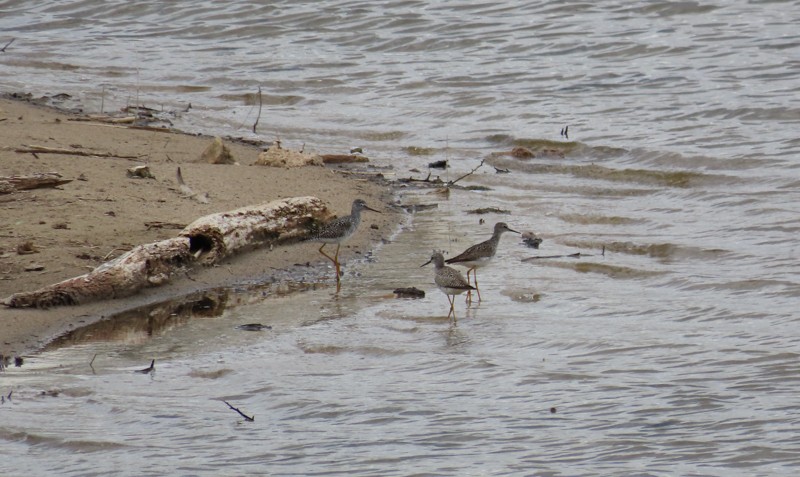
[199,137,236,164]
[126,165,155,179]
[16,241,38,255]
[24,263,45,272]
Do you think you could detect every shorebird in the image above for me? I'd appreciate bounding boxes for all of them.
[445,222,520,302]
[421,252,475,321]
[313,198,380,284]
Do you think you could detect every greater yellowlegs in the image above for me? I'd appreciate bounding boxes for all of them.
[313,198,380,283]
[421,252,475,321]
[445,221,520,301]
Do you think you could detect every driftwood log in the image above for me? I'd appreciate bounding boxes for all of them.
[181,195,330,265]
[320,154,369,164]
[0,172,72,194]
[3,237,191,308]
[2,196,332,309]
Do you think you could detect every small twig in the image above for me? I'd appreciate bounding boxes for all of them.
[447,158,485,186]
[89,353,97,373]
[135,359,155,374]
[493,166,510,173]
[223,400,255,421]
[252,86,262,134]
[0,38,14,52]
[521,252,588,262]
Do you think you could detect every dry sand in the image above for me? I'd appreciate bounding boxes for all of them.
[0,96,398,356]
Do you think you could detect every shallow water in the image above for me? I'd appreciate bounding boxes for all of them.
[2,1,800,475]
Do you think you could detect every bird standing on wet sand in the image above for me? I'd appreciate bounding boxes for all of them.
[445,221,520,302]
[313,198,380,285]
[421,252,475,322]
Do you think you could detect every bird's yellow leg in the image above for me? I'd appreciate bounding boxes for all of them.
[333,243,342,280]
[319,244,336,264]
[473,268,482,302]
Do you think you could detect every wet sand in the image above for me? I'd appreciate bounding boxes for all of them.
[0,95,397,356]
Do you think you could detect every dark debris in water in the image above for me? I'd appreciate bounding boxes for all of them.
[237,323,273,331]
[393,287,425,299]
[135,359,155,374]
[467,207,510,215]
[399,203,438,213]
[521,232,543,249]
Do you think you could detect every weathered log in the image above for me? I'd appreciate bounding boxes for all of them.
[181,195,331,265]
[3,236,192,308]
[320,154,369,164]
[2,196,332,308]
[14,144,141,159]
[0,172,72,194]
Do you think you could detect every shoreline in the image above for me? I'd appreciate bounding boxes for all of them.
[0,94,400,357]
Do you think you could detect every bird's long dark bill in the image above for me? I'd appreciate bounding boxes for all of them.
[420,259,432,267]
[365,205,381,213]
[508,227,521,234]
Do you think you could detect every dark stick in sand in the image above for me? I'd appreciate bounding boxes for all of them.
[223,400,255,421]
[252,86,262,134]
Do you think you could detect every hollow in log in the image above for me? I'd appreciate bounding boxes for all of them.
[181,196,331,265]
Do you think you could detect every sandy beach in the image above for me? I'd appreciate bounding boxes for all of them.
[0,95,397,357]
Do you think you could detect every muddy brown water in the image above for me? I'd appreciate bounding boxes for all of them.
[2,1,799,475]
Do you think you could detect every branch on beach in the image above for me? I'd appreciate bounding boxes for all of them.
[2,196,333,309]
[398,171,444,184]
[0,172,72,194]
[223,400,255,422]
[447,158,485,186]
[399,159,485,188]
[15,144,144,160]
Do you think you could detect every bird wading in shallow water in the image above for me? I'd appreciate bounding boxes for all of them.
[421,252,475,322]
[445,222,520,302]
[313,198,380,287]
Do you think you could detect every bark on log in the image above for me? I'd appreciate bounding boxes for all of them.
[0,172,72,194]
[181,195,330,265]
[3,237,191,309]
[320,154,369,164]
[2,196,332,308]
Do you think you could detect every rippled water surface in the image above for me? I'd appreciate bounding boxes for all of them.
[2,1,800,475]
